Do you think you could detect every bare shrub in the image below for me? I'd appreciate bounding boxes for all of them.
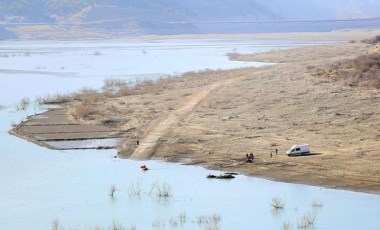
[74,103,95,119]
[16,97,30,110]
[362,35,380,44]
[311,199,323,208]
[271,197,285,209]
[36,93,73,105]
[150,181,172,198]
[101,118,121,127]
[298,212,316,229]
[117,86,135,96]
[197,213,222,230]
[169,217,178,227]
[102,78,127,91]
[169,213,187,228]
[110,220,125,230]
[74,89,103,103]
[313,52,380,89]
[52,218,61,230]
[152,217,165,228]
[128,179,142,197]
[281,221,293,230]
[178,212,187,224]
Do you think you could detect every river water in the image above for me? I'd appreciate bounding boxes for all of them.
[0,39,379,229]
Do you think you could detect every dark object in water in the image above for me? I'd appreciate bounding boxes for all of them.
[140,165,148,171]
[207,173,236,179]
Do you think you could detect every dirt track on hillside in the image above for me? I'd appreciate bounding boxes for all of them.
[130,77,244,159]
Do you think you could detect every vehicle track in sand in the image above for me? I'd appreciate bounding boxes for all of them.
[129,76,245,159]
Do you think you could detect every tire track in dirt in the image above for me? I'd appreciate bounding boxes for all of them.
[129,76,245,160]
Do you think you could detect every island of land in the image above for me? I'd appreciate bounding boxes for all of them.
[11,30,380,194]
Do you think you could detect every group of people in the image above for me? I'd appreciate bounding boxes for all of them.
[246,149,278,162]
[246,152,254,162]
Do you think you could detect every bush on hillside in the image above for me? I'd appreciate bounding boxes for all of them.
[311,52,380,89]
[362,35,380,44]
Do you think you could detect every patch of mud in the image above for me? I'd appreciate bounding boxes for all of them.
[11,108,126,150]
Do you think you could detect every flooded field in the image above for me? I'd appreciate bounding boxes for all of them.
[1,39,379,229]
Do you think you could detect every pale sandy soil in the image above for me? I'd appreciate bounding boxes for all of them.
[13,31,380,193]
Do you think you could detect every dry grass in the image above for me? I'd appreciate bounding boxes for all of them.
[73,88,105,103]
[311,52,380,89]
[74,103,96,119]
[35,93,73,105]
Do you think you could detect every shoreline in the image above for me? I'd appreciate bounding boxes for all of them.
[4,28,380,42]
[11,31,380,194]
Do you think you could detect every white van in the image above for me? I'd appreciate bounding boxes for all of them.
[286,144,310,156]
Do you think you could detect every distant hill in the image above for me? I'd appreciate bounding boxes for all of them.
[1,0,380,38]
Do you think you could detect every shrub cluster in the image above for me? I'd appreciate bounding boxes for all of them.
[362,35,380,44]
[74,103,96,119]
[311,52,380,89]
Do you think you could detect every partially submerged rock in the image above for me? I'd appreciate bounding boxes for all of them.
[207,173,237,179]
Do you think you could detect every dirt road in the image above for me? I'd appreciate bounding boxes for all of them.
[129,76,244,159]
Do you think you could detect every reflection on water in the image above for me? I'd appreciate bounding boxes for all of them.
[1,40,379,229]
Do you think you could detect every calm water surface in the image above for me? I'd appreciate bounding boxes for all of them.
[0,39,379,229]
[0,39,275,106]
